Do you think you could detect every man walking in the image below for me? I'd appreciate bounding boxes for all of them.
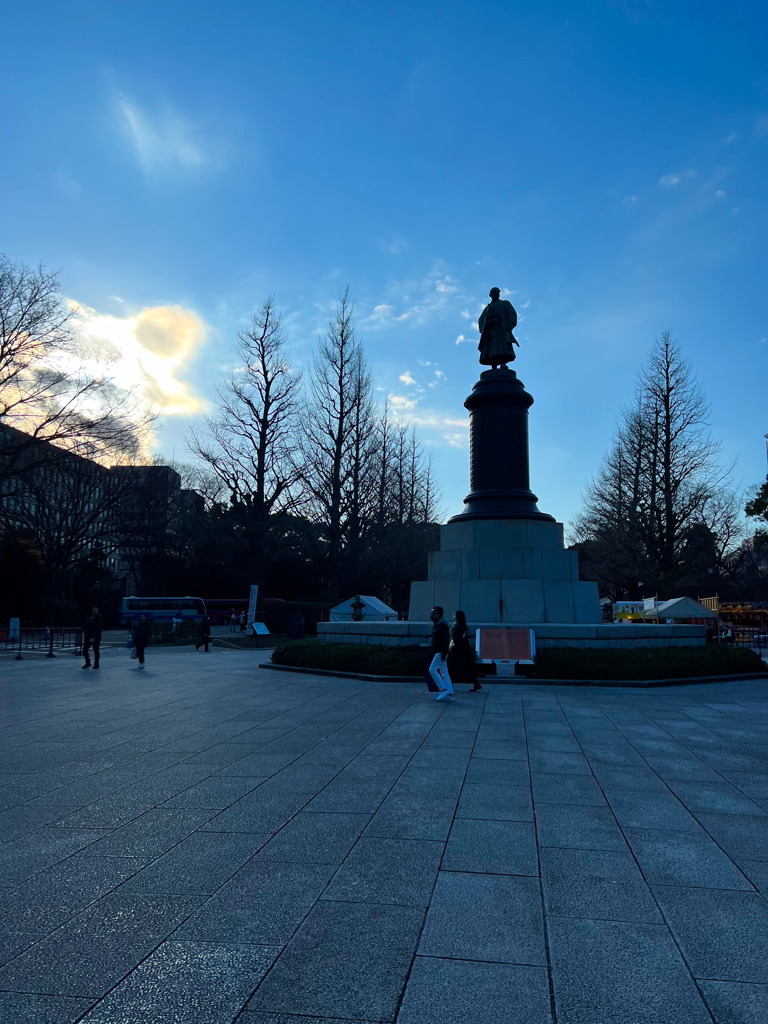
[82,606,103,670]
[429,606,454,701]
[195,614,212,652]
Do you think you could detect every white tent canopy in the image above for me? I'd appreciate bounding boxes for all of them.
[329,595,398,622]
[647,597,718,620]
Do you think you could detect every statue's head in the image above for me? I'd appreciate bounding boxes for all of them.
[489,287,501,299]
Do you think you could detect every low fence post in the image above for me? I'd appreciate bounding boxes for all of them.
[15,629,24,660]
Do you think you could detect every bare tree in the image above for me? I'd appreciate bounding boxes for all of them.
[361,412,441,607]
[0,254,151,487]
[188,297,302,585]
[301,289,378,595]
[576,332,736,595]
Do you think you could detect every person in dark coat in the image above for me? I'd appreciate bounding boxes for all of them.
[195,614,212,652]
[447,610,481,692]
[82,606,103,670]
[132,614,151,670]
[428,606,454,701]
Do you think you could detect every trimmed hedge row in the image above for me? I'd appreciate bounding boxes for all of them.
[533,644,765,680]
[270,639,766,681]
[271,640,422,676]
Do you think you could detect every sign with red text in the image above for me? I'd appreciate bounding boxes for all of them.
[477,627,535,663]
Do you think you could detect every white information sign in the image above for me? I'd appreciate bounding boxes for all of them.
[251,622,270,636]
[9,617,20,638]
[247,585,259,625]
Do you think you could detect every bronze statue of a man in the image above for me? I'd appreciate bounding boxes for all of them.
[478,287,519,368]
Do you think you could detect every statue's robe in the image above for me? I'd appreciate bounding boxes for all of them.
[478,299,518,366]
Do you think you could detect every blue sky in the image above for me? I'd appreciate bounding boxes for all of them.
[3,0,767,529]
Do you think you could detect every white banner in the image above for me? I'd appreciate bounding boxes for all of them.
[247,585,259,625]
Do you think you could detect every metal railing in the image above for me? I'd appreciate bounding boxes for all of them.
[0,628,83,659]
[717,629,768,652]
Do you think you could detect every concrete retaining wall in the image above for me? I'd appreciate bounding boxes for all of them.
[317,620,706,649]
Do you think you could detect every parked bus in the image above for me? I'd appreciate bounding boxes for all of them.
[203,598,249,626]
[120,596,206,625]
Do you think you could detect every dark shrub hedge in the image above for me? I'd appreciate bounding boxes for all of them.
[271,640,422,676]
[270,640,765,681]
[534,644,765,680]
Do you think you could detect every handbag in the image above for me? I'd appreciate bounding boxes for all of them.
[130,647,138,659]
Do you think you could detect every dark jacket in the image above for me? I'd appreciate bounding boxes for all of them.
[85,613,103,642]
[448,622,476,681]
[133,621,152,648]
[200,616,212,637]
[431,618,450,657]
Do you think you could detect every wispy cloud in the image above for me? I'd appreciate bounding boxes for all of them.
[379,234,409,255]
[116,93,218,175]
[399,371,416,384]
[55,170,85,198]
[388,393,418,410]
[408,413,469,448]
[362,261,469,328]
[659,170,695,188]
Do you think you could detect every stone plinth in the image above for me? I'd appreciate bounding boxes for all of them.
[407,519,601,624]
[449,367,554,522]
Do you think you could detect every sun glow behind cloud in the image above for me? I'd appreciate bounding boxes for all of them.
[73,303,207,418]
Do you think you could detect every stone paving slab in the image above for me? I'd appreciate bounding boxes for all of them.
[418,870,546,964]
[0,647,767,1021]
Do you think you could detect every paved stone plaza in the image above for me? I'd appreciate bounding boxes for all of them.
[1,647,767,1023]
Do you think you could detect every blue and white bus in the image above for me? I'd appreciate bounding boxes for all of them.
[120,596,206,625]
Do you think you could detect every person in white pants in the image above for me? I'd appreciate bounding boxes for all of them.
[429,606,454,701]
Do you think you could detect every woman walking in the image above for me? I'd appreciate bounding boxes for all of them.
[447,611,482,692]
[132,614,151,670]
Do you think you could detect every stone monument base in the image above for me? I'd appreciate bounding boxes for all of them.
[407,518,601,623]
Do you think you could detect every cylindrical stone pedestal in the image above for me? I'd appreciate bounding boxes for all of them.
[449,367,554,522]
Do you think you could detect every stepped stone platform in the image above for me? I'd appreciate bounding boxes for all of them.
[408,518,601,624]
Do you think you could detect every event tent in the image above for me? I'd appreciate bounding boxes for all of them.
[647,597,718,621]
[329,595,398,622]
